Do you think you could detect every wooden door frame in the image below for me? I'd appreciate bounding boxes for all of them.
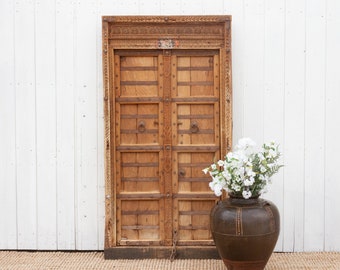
[102,15,232,259]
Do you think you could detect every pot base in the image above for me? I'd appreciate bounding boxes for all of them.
[222,259,267,270]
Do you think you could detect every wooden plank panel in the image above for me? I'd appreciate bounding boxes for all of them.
[304,0,326,251]
[201,0,224,15]
[74,0,99,250]
[35,0,57,250]
[283,0,306,252]
[105,16,231,253]
[243,0,265,142]
[120,55,159,97]
[176,55,216,97]
[119,200,162,243]
[177,152,217,194]
[119,152,161,193]
[177,200,215,243]
[14,0,37,249]
[116,0,139,14]
[140,0,161,15]
[0,0,17,249]
[324,0,340,251]
[96,4,105,250]
[224,0,245,141]
[119,104,161,145]
[181,0,204,15]
[160,0,181,15]
[262,0,285,252]
[55,0,76,250]
[176,104,216,145]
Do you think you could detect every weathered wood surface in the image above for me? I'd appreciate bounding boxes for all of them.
[102,16,232,256]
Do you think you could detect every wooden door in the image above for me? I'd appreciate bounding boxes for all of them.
[102,16,232,259]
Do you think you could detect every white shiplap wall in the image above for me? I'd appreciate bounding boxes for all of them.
[1,0,340,252]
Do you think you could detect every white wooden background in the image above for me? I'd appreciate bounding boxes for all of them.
[1,0,340,252]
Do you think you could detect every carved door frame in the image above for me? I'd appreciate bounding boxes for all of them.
[102,16,232,259]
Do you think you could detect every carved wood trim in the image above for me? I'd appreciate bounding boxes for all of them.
[102,15,232,251]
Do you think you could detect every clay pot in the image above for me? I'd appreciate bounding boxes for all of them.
[210,195,280,270]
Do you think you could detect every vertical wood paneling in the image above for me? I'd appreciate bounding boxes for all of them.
[224,0,245,143]
[74,0,99,250]
[140,0,161,14]
[55,0,76,250]
[160,0,181,15]
[262,0,285,251]
[14,0,37,249]
[201,0,224,15]
[325,0,340,251]
[96,1,105,250]
[283,0,306,252]
[35,0,57,250]
[116,0,139,14]
[1,0,340,252]
[243,0,265,142]
[181,0,204,15]
[304,0,326,251]
[0,0,17,249]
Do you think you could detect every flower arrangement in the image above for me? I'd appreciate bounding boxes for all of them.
[203,138,283,199]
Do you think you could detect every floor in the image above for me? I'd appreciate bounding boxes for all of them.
[0,251,339,269]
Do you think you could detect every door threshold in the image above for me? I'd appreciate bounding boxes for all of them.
[104,246,220,259]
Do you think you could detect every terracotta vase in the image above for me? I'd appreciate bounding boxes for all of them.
[210,195,280,270]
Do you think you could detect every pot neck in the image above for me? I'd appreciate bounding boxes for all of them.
[228,193,260,204]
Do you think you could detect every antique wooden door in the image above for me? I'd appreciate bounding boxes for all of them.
[102,16,232,259]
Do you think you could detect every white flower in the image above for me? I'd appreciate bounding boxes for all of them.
[222,170,231,181]
[231,183,241,192]
[203,137,282,198]
[258,152,265,161]
[268,149,277,158]
[217,160,225,167]
[211,182,223,196]
[237,167,245,176]
[202,168,209,174]
[226,152,234,159]
[242,190,252,199]
[244,177,255,186]
[246,167,255,177]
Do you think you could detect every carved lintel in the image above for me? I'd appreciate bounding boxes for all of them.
[158,39,179,49]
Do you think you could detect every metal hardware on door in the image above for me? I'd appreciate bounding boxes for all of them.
[165,146,170,150]
[190,121,199,133]
[137,120,146,133]
[179,169,186,177]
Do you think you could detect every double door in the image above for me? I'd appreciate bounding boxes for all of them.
[114,49,220,247]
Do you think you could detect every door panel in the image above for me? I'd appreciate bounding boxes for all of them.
[118,54,161,98]
[119,152,161,193]
[171,52,220,245]
[176,199,216,244]
[115,50,220,246]
[119,104,161,145]
[174,53,218,98]
[103,15,232,259]
[114,50,165,246]
[176,152,215,193]
[175,104,217,145]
